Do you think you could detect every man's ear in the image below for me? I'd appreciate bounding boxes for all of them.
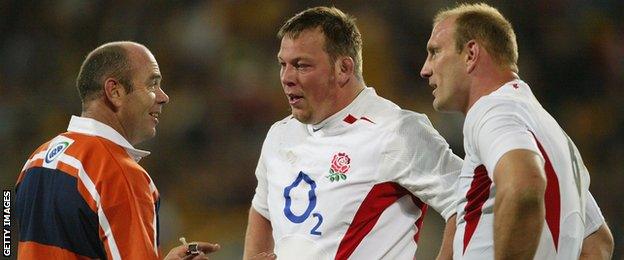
[336,56,354,86]
[465,40,479,73]
[103,78,126,108]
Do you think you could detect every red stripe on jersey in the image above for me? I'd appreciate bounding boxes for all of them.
[343,114,357,124]
[410,195,428,242]
[463,164,492,254]
[531,132,561,250]
[335,182,415,259]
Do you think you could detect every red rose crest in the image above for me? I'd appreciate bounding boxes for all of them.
[327,152,351,182]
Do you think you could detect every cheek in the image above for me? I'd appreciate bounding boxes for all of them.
[439,59,457,85]
[144,92,156,106]
[301,76,323,99]
[131,94,156,115]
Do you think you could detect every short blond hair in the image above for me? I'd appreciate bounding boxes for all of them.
[435,3,518,72]
[279,6,364,81]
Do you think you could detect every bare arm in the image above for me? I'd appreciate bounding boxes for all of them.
[436,214,456,260]
[580,223,614,260]
[493,149,546,260]
[243,207,274,260]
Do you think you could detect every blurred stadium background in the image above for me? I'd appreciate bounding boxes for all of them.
[1,0,622,259]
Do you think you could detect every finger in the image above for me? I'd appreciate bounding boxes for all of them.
[181,254,196,260]
[251,252,276,259]
[190,252,211,260]
[181,251,207,260]
[172,245,190,257]
[192,242,221,253]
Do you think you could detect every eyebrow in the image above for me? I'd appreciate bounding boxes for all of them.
[148,74,162,81]
[143,74,162,86]
[277,56,311,64]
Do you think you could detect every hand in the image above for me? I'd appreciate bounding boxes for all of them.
[163,242,221,260]
[249,252,277,259]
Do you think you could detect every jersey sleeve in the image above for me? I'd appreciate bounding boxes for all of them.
[378,113,462,221]
[584,192,605,237]
[251,148,270,220]
[467,99,542,178]
[80,143,160,260]
[252,124,279,221]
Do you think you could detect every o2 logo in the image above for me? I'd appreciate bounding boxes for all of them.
[283,171,323,236]
[45,141,69,163]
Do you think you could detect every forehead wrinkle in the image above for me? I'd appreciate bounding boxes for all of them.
[279,42,319,63]
[433,26,453,42]
[432,16,457,41]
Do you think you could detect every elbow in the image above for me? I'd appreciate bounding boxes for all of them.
[581,224,614,259]
[600,226,615,258]
[606,237,615,258]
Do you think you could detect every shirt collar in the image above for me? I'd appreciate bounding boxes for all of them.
[66,115,150,161]
[306,87,375,136]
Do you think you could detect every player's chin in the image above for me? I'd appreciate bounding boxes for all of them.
[432,99,449,112]
[291,109,311,124]
[143,128,157,140]
[432,98,442,110]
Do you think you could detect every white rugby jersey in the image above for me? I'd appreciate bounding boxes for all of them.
[455,79,605,259]
[252,88,462,259]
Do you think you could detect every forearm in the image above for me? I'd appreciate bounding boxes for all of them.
[494,187,544,260]
[243,207,274,260]
[436,214,456,260]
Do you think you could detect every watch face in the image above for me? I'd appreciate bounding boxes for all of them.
[187,243,200,255]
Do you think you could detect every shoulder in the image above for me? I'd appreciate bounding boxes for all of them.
[465,91,530,134]
[354,92,444,149]
[466,81,536,124]
[375,109,448,158]
[28,132,113,162]
[270,114,296,129]
[360,93,435,134]
[260,115,305,151]
[27,140,54,160]
[265,115,302,137]
[381,109,438,139]
[63,133,124,157]
[62,133,136,175]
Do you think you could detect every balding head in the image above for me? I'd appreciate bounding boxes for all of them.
[433,3,518,73]
[76,41,150,108]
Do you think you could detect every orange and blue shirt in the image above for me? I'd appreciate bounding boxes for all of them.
[15,116,160,259]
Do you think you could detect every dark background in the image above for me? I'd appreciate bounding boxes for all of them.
[1,1,622,259]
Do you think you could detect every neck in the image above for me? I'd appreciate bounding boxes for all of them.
[81,101,131,144]
[312,77,365,125]
[464,67,517,114]
[334,78,366,114]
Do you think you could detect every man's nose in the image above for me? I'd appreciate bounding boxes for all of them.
[156,87,170,104]
[280,64,296,87]
[420,61,432,79]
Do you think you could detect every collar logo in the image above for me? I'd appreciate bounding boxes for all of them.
[45,141,70,163]
[326,152,351,182]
